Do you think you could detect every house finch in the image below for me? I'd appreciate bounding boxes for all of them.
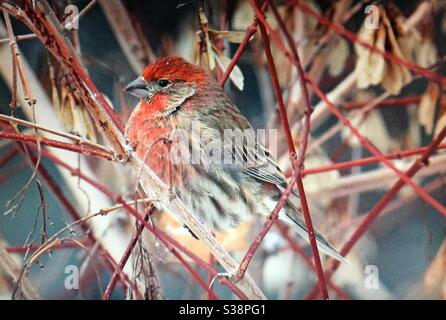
[125,56,343,261]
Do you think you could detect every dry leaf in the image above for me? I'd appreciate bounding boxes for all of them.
[303,150,340,208]
[327,37,349,77]
[355,7,412,95]
[208,30,248,44]
[214,51,244,91]
[355,22,387,88]
[434,98,446,142]
[419,82,440,134]
[197,9,215,70]
[380,10,411,95]
[415,39,438,68]
[232,0,254,31]
[49,61,97,142]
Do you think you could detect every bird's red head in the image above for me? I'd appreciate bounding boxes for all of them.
[142,56,207,85]
[124,56,211,116]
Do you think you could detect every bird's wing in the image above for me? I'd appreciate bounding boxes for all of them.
[242,148,287,187]
[195,104,287,188]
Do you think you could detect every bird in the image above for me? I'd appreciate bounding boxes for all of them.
[124,56,344,262]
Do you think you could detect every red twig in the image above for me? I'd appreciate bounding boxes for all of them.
[344,96,422,110]
[0,122,139,298]
[269,0,330,299]
[255,2,294,158]
[233,0,297,283]
[0,130,114,160]
[303,143,446,176]
[20,149,139,297]
[4,1,128,158]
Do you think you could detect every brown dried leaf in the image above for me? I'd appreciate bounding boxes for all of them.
[214,50,244,91]
[82,108,97,143]
[355,22,387,88]
[198,9,215,70]
[415,39,438,68]
[419,82,440,134]
[434,96,446,141]
[355,7,412,94]
[327,37,349,77]
[208,29,248,44]
[381,11,411,95]
[51,74,98,142]
[232,0,254,30]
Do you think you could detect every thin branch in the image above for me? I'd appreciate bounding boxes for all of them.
[269,0,329,298]
[2,8,35,107]
[303,144,446,176]
[0,241,41,300]
[0,114,114,153]
[0,130,114,160]
[218,2,270,86]
[0,33,37,44]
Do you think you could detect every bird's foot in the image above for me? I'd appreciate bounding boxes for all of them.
[209,272,238,289]
[168,186,178,201]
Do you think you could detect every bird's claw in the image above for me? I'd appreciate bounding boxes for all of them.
[125,140,136,153]
[209,272,238,289]
[168,187,178,201]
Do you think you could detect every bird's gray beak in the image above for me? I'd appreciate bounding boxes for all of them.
[124,77,150,99]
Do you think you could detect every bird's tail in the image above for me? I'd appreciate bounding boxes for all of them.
[281,191,346,263]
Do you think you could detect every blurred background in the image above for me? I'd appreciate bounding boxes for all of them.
[0,0,446,300]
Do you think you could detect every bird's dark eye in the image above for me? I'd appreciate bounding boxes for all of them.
[158,79,170,87]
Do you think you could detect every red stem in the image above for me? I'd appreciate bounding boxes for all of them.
[269,0,330,299]
[234,0,329,299]
[103,206,158,300]
[303,143,446,176]
[344,96,422,110]
[0,130,113,160]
